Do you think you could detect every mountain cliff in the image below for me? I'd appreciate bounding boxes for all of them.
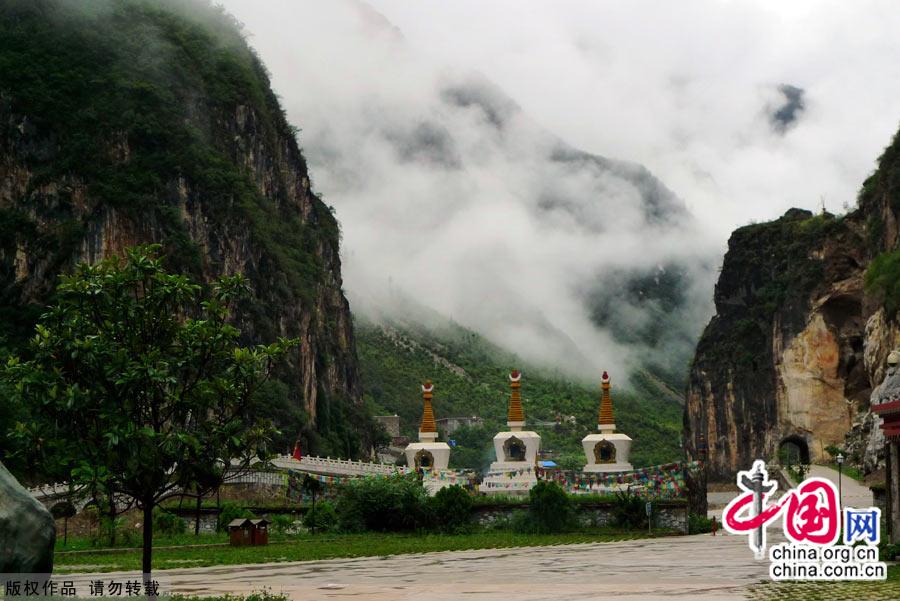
[685,125,900,480]
[0,0,366,457]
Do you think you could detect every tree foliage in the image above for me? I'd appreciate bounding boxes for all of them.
[523,481,575,533]
[427,485,473,533]
[3,245,297,576]
[0,0,366,458]
[335,474,430,533]
[865,248,900,313]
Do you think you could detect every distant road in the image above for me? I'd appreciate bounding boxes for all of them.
[807,464,874,509]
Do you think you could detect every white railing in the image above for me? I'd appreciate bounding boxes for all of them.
[27,455,407,505]
[27,482,73,501]
[270,454,408,477]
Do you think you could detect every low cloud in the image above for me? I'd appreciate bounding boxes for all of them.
[218,0,900,380]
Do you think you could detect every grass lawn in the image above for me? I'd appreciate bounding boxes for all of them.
[746,564,899,600]
[55,532,302,553]
[53,528,665,573]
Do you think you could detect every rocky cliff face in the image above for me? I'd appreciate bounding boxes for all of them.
[0,0,364,455]
[685,126,900,480]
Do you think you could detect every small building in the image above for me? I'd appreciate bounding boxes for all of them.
[250,518,269,546]
[374,415,401,438]
[228,517,270,546]
[228,518,254,546]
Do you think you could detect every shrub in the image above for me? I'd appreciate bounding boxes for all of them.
[428,485,473,533]
[153,507,186,537]
[522,481,574,534]
[336,474,429,532]
[50,501,77,520]
[269,514,294,534]
[786,463,809,483]
[96,515,131,547]
[217,503,255,532]
[879,542,900,561]
[611,492,647,529]
[824,445,843,460]
[303,501,338,533]
[688,513,713,534]
[508,509,532,533]
[866,249,900,312]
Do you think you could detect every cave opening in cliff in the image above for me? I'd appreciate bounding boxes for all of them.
[778,435,810,467]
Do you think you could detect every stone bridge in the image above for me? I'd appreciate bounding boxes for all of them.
[27,455,408,510]
[270,454,408,477]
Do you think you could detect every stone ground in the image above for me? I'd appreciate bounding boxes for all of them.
[59,530,898,601]
[58,532,767,600]
[805,464,874,509]
[58,481,895,600]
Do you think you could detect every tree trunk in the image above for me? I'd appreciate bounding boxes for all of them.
[194,494,202,536]
[311,490,317,535]
[142,503,153,582]
[108,495,117,547]
[63,516,68,545]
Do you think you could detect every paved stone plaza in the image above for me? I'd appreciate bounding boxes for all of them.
[64,532,772,600]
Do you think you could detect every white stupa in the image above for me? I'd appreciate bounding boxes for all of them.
[582,371,633,474]
[482,370,540,495]
[404,380,451,494]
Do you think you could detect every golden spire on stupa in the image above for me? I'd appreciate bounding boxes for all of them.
[598,371,615,430]
[507,370,525,426]
[419,380,438,435]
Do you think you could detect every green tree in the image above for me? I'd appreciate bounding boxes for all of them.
[428,485,473,533]
[526,481,575,533]
[3,245,297,579]
[301,474,324,533]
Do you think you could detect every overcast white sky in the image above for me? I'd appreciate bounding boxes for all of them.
[217,0,900,377]
[223,0,900,234]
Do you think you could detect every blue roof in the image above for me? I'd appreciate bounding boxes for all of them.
[538,460,558,468]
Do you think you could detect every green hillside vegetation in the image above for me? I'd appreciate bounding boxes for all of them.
[356,313,683,470]
[0,0,365,459]
[864,128,900,310]
[0,0,335,330]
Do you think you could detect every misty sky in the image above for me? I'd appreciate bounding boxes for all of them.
[217,0,900,378]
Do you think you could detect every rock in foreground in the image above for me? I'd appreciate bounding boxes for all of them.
[0,462,55,573]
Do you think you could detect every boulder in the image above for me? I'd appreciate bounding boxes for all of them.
[0,461,55,573]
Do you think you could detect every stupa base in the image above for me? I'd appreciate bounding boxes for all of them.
[582,462,634,473]
[481,461,537,495]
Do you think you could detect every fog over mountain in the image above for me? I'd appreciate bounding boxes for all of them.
[218,0,900,381]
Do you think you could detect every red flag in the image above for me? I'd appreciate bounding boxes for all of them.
[292,440,302,461]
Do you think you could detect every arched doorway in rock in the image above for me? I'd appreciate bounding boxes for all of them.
[504,436,526,461]
[594,440,616,464]
[778,435,810,467]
